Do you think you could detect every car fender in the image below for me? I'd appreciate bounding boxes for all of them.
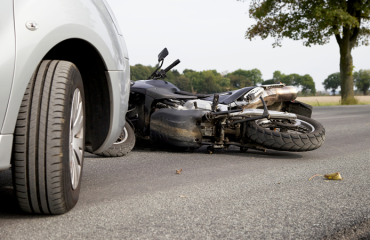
[1,0,129,153]
[0,0,15,135]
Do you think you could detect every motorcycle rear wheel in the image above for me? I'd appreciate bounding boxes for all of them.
[245,115,325,152]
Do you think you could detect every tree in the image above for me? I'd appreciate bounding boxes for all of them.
[323,73,341,95]
[263,71,284,84]
[272,71,283,83]
[130,64,156,80]
[183,69,203,93]
[354,69,370,95]
[200,70,224,93]
[228,68,263,85]
[173,75,192,92]
[199,76,221,94]
[297,74,316,96]
[262,79,275,85]
[280,73,298,86]
[242,0,370,104]
[265,71,316,95]
[228,74,253,89]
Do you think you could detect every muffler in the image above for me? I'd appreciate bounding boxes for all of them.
[245,86,298,109]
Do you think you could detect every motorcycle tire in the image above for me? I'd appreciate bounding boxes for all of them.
[245,114,325,152]
[85,121,135,157]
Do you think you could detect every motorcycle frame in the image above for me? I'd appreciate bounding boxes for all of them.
[127,84,312,152]
[127,49,314,151]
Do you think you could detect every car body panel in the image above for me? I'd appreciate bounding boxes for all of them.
[0,135,13,171]
[95,66,130,153]
[0,0,16,132]
[1,0,130,165]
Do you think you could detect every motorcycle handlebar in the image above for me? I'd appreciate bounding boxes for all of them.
[164,59,180,73]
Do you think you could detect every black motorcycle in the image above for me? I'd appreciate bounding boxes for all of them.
[120,48,325,154]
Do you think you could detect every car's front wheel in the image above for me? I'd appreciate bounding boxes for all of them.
[12,60,85,214]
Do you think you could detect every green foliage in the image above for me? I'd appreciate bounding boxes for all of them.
[354,69,370,95]
[130,64,315,95]
[130,64,156,81]
[130,65,262,94]
[323,73,340,95]
[227,68,263,86]
[240,0,370,103]
[181,69,227,93]
[172,75,191,92]
[262,79,275,85]
[264,71,316,95]
[228,74,253,89]
[243,0,370,47]
[323,70,370,95]
[298,74,316,96]
[273,71,283,82]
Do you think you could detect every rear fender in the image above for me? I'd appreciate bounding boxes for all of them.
[282,101,313,118]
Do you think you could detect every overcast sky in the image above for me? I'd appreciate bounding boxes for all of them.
[106,0,369,91]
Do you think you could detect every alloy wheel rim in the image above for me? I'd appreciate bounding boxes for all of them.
[292,119,315,133]
[114,127,128,145]
[256,119,315,134]
[69,88,84,190]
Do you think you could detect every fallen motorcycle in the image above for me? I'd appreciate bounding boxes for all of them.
[126,48,325,153]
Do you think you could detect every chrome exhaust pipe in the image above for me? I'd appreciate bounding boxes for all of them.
[244,86,298,109]
[265,86,298,103]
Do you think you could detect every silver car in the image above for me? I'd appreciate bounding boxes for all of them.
[0,0,132,214]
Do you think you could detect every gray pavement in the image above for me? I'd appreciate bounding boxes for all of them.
[0,105,369,239]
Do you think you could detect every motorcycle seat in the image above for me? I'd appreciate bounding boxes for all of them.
[175,91,212,98]
[202,87,255,104]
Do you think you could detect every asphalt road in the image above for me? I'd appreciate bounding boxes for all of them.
[0,105,369,239]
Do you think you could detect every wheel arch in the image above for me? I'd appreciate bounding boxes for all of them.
[43,39,111,150]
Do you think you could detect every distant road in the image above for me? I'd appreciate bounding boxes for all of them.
[1,105,370,239]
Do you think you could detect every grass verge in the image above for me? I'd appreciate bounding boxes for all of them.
[303,101,370,107]
[297,96,370,106]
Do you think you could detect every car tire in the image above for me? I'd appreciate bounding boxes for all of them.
[12,60,85,214]
[85,121,135,157]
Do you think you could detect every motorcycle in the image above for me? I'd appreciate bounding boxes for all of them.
[126,48,325,153]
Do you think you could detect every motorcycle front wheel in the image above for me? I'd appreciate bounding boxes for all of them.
[245,114,325,152]
[86,121,135,157]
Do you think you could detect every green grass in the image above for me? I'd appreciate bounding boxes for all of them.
[302,101,370,107]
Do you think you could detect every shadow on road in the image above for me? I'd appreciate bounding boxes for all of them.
[0,146,303,217]
[0,170,54,219]
[0,169,23,217]
[132,145,304,160]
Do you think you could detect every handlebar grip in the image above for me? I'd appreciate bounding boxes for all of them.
[164,59,181,72]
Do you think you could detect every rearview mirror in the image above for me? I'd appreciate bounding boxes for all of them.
[158,48,169,62]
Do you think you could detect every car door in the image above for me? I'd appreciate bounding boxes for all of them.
[0,0,16,131]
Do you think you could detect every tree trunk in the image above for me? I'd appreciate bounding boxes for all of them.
[339,47,355,103]
[336,23,358,105]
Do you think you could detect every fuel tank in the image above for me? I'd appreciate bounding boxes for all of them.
[150,108,203,148]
